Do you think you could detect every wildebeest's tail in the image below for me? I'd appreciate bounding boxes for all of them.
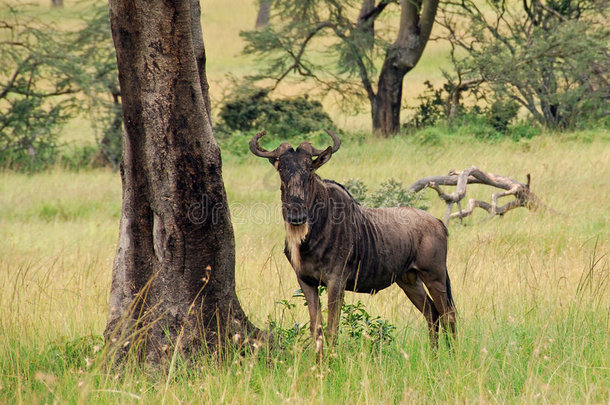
[446,268,455,310]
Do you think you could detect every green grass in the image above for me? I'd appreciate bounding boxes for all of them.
[1,131,609,403]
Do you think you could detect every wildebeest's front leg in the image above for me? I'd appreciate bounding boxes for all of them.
[298,278,324,360]
[325,277,345,347]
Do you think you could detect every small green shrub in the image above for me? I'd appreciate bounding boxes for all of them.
[268,288,397,348]
[44,334,103,371]
[217,88,335,138]
[343,179,368,204]
[414,127,443,145]
[341,300,396,344]
[487,98,520,133]
[507,122,541,141]
[368,178,428,210]
[344,178,428,210]
[403,81,446,130]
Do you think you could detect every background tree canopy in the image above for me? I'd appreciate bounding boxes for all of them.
[438,0,609,129]
[0,0,607,171]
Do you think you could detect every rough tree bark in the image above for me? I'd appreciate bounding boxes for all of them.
[409,167,542,225]
[373,0,439,136]
[356,0,376,50]
[105,0,259,363]
[255,1,271,28]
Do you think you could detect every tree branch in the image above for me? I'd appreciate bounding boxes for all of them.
[268,21,336,91]
[409,167,543,225]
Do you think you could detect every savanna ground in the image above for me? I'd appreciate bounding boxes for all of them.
[1,0,609,403]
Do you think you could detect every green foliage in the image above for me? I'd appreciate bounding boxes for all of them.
[369,178,428,209]
[269,288,396,348]
[0,1,122,171]
[0,3,80,170]
[342,178,368,204]
[340,300,396,344]
[344,178,428,210]
[44,335,103,371]
[216,87,339,157]
[441,0,609,129]
[487,98,520,133]
[506,122,541,142]
[413,127,444,145]
[240,0,392,111]
[403,81,542,142]
[403,81,446,129]
[70,3,123,169]
[217,88,335,138]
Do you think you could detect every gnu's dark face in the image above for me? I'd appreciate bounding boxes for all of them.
[275,148,317,225]
[249,130,340,226]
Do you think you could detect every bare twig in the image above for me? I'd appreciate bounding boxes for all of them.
[409,166,543,225]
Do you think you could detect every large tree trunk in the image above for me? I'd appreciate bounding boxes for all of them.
[373,0,439,136]
[255,1,271,28]
[105,0,258,363]
[356,0,376,50]
[372,54,408,135]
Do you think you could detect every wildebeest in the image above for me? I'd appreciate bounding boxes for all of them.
[250,129,456,358]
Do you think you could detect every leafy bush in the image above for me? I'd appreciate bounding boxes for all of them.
[217,88,335,138]
[487,98,520,133]
[343,179,368,204]
[413,127,443,145]
[369,179,425,209]
[507,122,541,142]
[341,300,396,344]
[403,81,446,130]
[268,288,396,348]
[344,178,428,210]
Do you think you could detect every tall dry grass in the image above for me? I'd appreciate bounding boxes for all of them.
[1,133,608,403]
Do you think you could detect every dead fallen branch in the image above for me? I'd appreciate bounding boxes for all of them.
[408,167,542,225]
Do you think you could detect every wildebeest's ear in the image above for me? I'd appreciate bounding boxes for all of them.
[312,146,333,170]
[268,157,279,168]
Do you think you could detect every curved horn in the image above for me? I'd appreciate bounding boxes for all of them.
[249,130,276,158]
[249,130,292,159]
[306,129,342,156]
[324,129,341,153]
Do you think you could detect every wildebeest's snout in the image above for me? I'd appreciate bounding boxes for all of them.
[283,200,307,225]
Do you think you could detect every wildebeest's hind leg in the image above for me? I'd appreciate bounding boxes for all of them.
[298,278,324,361]
[396,269,440,347]
[419,269,456,344]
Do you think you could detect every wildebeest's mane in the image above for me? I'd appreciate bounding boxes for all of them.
[322,179,361,205]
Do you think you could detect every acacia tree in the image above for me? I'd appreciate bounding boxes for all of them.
[105,0,258,362]
[0,4,79,169]
[242,0,439,136]
[438,0,609,128]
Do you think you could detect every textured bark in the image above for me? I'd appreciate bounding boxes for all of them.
[255,1,271,28]
[373,0,440,136]
[356,0,376,50]
[105,0,258,363]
